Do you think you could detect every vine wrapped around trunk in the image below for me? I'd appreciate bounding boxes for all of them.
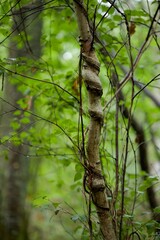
[73,1,116,239]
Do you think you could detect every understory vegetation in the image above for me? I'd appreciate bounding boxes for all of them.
[0,0,160,239]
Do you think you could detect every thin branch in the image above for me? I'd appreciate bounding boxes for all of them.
[95,0,116,30]
[0,96,78,148]
[0,65,79,103]
[104,3,160,109]
[133,74,160,100]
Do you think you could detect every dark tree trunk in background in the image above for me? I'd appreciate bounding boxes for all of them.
[0,1,43,239]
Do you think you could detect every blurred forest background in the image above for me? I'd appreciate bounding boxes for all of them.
[0,0,160,239]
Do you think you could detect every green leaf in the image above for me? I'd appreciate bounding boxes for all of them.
[139,176,158,191]
[20,131,28,140]
[125,9,148,17]
[1,136,9,143]
[20,117,30,124]
[10,121,20,130]
[52,202,60,208]
[113,15,122,21]
[154,207,160,214]
[124,214,133,219]
[74,172,82,182]
[14,110,21,116]
[146,221,156,234]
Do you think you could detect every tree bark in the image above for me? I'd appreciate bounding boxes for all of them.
[0,1,43,239]
[73,1,116,239]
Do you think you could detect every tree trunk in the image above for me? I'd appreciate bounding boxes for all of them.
[0,1,43,239]
[73,1,117,239]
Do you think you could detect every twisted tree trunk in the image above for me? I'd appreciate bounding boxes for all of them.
[73,1,116,239]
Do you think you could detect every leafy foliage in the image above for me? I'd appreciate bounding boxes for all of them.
[0,0,160,239]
